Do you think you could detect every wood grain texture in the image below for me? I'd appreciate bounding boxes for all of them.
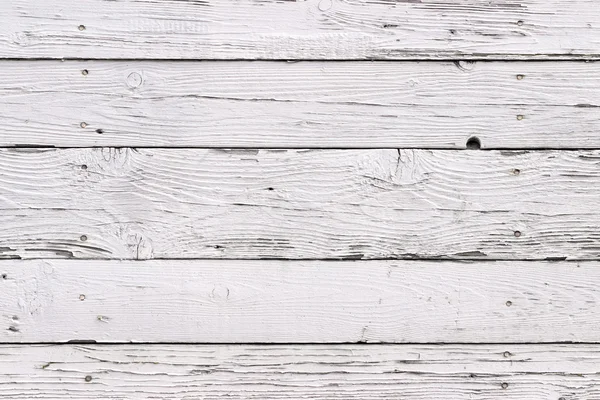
[0,344,598,399]
[2,0,600,59]
[0,148,598,260]
[2,61,600,148]
[0,259,598,342]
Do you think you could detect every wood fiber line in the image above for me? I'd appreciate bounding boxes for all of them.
[0,259,598,343]
[2,0,600,59]
[1,61,600,148]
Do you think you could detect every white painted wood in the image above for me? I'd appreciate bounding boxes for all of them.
[0,344,598,399]
[0,259,597,342]
[2,0,600,59]
[0,148,598,260]
[1,61,600,148]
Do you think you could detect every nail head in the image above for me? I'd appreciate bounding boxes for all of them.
[78,25,86,31]
[84,375,92,382]
[80,122,87,128]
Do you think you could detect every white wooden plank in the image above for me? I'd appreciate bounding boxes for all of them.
[0,344,598,399]
[2,0,600,59]
[1,61,600,148]
[0,259,598,342]
[0,148,598,260]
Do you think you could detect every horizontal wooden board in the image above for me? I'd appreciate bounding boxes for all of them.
[2,61,600,148]
[1,259,599,342]
[2,0,600,59]
[1,344,599,399]
[0,148,599,260]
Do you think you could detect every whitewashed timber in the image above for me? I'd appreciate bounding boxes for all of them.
[2,0,599,397]
[2,0,600,60]
[0,259,597,343]
[0,148,598,260]
[1,61,600,147]
[0,344,597,400]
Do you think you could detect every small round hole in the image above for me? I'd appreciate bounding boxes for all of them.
[466,137,481,150]
[78,25,86,31]
[81,165,88,170]
[81,69,89,76]
[506,301,513,307]
[84,375,92,382]
[95,129,104,134]
[501,382,509,389]
[80,122,87,129]
[514,231,521,237]
[1,274,6,280]
[267,187,274,191]
[80,235,88,241]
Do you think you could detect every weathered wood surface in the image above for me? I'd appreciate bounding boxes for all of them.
[2,0,600,60]
[0,344,598,399]
[0,259,598,342]
[0,148,598,260]
[1,61,600,148]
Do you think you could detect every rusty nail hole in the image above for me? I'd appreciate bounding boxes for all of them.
[466,137,481,150]
[78,25,86,31]
[517,20,523,26]
[80,122,87,128]
[501,382,509,389]
[81,165,88,170]
[84,375,92,382]
[80,235,87,241]
[516,74,524,80]
[95,129,104,134]
[82,69,89,76]
[514,230,521,237]
[517,114,524,120]
[79,294,86,301]
[503,351,511,358]
[506,300,513,307]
